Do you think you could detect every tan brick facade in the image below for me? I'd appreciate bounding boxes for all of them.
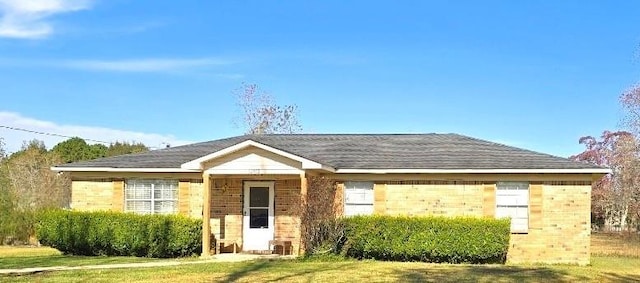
[71,180,116,211]
[70,173,592,263]
[209,178,243,252]
[274,179,302,253]
[507,183,591,265]
[188,180,204,219]
[383,181,484,217]
[351,179,592,265]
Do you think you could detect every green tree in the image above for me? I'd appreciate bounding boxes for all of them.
[106,141,148,157]
[0,138,15,243]
[51,137,106,163]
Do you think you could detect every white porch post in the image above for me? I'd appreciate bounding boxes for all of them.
[201,173,212,257]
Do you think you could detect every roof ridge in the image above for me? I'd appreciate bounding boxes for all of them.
[246,133,445,136]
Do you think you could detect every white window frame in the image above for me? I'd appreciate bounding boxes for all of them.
[343,181,374,216]
[495,181,529,233]
[124,179,178,214]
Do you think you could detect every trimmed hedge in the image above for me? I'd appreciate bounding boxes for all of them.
[339,215,510,263]
[36,210,201,258]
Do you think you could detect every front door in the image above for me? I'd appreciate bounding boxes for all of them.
[243,181,274,251]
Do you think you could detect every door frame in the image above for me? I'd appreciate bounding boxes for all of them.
[242,181,275,251]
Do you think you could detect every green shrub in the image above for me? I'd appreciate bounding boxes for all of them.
[36,209,201,258]
[338,215,510,264]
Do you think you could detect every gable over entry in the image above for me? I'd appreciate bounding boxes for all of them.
[181,140,335,174]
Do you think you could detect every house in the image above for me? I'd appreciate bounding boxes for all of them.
[51,134,608,264]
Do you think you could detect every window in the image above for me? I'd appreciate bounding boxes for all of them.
[125,179,178,214]
[495,182,529,233]
[344,181,374,216]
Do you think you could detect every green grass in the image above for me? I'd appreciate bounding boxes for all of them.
[2,256,639,283]
[0,246,159,269]
[1,233,639,282]
[591,232,640,258]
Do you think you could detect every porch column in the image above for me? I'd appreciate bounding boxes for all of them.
[299,172,308,255]
[201,173,212,257]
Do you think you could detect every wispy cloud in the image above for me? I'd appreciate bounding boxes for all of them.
[61,58,234,72]
[0,0,93,39]
[0,111,193,153]
[0,56,238,73]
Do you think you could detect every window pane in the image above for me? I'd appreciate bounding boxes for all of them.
[154,201,176,214]
[126,180,152,199]
[496,182,530,232]
[511,218,529,232]
[496,191,528,205]
[345,181,374,190]
[126,200,151,213]
[344,204,374,216]
[249,208,269,228]
[497,182,529,190]
[344,181,374,216]
[345,188,373,204]
[496,206,528,218]
[249,187,269,207]
[125,179,178,214]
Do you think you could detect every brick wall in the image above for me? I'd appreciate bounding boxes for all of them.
[507,184,591,264]
[384,181,484,217]
[188,180,204,219]
[367,180,591,264]
[274,179,302,254]
[209,178,243,252]
[70,175,592,262]
[70,180,116,211]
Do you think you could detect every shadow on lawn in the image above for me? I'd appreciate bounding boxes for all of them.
[0,255,151,269]
[222,260,272,282]
[220,260,356,283]
[601,272,640,283]
[395,265,590,283]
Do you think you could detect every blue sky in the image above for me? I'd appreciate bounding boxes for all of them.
[1,0,639,157]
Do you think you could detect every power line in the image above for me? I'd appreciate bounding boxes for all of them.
[0,125,164,149]
[0,125,112,144]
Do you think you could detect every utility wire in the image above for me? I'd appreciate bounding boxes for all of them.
[0,125,163,149]
[0,125,112,144]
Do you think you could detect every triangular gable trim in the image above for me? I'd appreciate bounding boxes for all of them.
[180,139,335,171]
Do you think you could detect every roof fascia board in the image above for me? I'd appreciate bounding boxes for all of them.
[51,167,200,173]
[335,168,612,174]
[181,140,335,171]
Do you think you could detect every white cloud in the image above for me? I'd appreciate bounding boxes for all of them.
[61,58,234,72]
[0,111,193,153]
[0,0,93,39]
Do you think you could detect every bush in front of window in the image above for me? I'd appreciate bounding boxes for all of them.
[36,209,202,258]
[338,215,511,264]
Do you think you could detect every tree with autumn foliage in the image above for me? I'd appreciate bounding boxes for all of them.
[571,131,640,231]
[573,84,640,231]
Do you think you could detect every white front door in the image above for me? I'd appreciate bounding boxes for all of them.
[243,181,275,251]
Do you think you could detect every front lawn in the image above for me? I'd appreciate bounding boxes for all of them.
[2,233,639,282]
[592,232,640,257]
[0,246,158,269]
[2,255,639,282]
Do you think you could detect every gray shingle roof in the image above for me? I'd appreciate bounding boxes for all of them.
[55,134,602,170]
